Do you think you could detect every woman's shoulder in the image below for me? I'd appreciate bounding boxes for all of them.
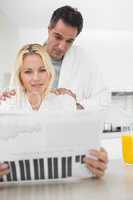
[45,92,76,110]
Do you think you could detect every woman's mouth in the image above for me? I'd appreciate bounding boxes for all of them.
[31,84,43,88]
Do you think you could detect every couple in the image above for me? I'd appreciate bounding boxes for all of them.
[0,6,108,178]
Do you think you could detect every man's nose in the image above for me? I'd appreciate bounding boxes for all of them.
[58,41,67,51]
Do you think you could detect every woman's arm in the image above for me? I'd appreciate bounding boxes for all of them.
[84,148,108,178]
[0,163,10,177]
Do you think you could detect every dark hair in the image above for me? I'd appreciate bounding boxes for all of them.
[49,5,83,36]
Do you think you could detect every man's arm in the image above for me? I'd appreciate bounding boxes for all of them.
[0,90,16,102]
[51,88,76,99]
[51,88,84,110]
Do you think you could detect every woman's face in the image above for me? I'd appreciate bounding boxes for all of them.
[20,54,50,95]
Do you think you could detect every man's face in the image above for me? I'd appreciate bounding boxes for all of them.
[47,19,78,60]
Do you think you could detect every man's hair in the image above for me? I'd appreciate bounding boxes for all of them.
[49,5,83,36]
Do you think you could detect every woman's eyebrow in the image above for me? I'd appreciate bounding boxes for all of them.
[40,65,46,68]
[22,67,32,70]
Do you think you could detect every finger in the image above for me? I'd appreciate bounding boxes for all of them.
[84,157,107,171]
[0,95,6,101]
[86,164,104,178]
[53,90,60,95]
[0,169,10,176]
[0,163,9,170]
[76,103,84,110]
[3,91,11,98]
[84,157,107,178]
[89,148,108,163]
[0,163,10,176]
[63,89,76,99]
[58,89,66,95]
[10,90,16,96]
[50,89,60,95]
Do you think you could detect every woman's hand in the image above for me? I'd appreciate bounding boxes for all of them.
[0,163,10,177]
[84,148,108,178]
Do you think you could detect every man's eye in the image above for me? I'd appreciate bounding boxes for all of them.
[55,35,62,40]
[67,40,73,44]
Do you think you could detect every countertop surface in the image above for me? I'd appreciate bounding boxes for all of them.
[0,159,133,200]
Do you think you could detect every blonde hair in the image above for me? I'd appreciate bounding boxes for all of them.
[9,43,55,103]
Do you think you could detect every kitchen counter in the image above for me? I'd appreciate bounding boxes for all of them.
[0,159,133,200]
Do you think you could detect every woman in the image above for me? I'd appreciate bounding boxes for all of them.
[0,43,76,112]
[0,43,108,178]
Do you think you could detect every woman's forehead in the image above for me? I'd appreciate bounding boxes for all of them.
[22,54,44,65]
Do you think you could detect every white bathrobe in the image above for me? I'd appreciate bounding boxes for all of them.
[0,93,76,113]
[57,45,110,109]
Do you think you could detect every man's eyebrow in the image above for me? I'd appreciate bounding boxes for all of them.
[53,32,63,37]
[54,32,75,42]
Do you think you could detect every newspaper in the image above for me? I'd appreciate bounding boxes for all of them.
[0,110,104,184]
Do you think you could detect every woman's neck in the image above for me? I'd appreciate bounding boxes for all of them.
[26,92,43,110]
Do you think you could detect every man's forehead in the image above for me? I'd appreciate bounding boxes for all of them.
[50,19,78,40]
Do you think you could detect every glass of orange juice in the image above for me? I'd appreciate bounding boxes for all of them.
[121,126,133,164]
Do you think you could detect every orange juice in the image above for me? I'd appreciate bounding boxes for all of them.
[121,135,133,164]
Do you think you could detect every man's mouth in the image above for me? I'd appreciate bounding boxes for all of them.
[54,49,64,56]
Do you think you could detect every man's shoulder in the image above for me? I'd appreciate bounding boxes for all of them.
[66,45,97,70]
[69,45,86,54]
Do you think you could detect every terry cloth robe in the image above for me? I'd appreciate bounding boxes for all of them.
[57,45,110,110]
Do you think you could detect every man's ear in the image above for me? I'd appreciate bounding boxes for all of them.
[48,26,51,36]
[48,25,52,32]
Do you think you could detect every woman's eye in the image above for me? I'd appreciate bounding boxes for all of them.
[40,69,46,72]
[24,71,32,74]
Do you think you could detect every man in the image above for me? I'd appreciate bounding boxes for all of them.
[0,6,108,178]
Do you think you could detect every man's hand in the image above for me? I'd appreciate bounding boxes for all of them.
[0,90,16,102]
[51,88,84,110]
[51,88,76,100]
[0,163,10,176]
[84,148,108,178]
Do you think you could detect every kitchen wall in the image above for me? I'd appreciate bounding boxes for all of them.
[18,28,133,91]
[0,11,19,89]
[0,0,133,91]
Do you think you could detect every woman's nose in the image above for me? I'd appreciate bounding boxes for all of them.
[32,72,39,81]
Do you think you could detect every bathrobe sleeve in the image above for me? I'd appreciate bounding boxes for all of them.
[58,45,110,110]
